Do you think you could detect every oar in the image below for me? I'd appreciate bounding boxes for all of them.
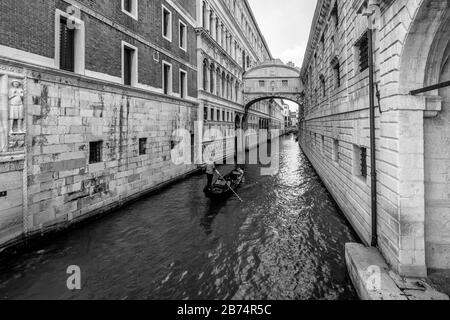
[215,169,244,203]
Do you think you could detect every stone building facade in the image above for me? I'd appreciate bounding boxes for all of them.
[196,0,277,159]
[0,0,199,247]
[300,0,450,276]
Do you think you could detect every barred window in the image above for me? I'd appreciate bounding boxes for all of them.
[333,62,341,88]
[333,139,339,163]
[360,147,368,178]
[353,145,368,180]
[89,141,103,164]
[139,138,147,155]
[356,32,369,72]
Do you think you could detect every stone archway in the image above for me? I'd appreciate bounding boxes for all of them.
[398,0,450,271]
[243,59,303,113]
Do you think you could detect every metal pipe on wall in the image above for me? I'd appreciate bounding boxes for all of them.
[368,23,378,247]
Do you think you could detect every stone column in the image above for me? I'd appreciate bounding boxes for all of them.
[0,74,9,153]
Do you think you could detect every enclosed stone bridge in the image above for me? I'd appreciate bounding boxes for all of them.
[242,59,304,111]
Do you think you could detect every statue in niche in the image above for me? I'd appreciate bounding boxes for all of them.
[9,80,24,133]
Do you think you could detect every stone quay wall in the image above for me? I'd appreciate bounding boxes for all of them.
[0,59,198,249]
[300,0,450,277]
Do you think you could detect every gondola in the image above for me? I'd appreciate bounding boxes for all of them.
[204,168,245,200]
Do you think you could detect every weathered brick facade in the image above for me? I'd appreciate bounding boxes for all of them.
[300,0,450,276]
[0,0,199,247]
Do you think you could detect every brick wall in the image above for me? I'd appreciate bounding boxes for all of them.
[0,59,199,247]
[24,67,198,235]
[0,0,198,97]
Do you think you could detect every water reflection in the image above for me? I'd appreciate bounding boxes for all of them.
[0,135,359,300]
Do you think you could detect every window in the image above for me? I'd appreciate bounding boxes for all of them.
[162,6,172,41]
[204,107,208,120]
[210,64,215,93]
[179,69,187,98]
[259,80,265,87]
[179,20,187,51]
[353,145,368,180]
[356,32,369,72]
[56,10,85,74]
[333,139,339,163]
[217,110,220,121]
[332,61,341,88]
[89,141,103,164]
[139,138,147,155]
[282,80,288,87]
[122,0,138,20]
[331,1,339,28]
[222,111,225,122]
[59,17,75,72]
[321,135,325,154]
[203,60,208,91]
[320,75,326,97]
[162,61,172,94]
[122,43,137,86]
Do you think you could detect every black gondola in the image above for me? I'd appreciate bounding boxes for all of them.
[203,168,245,200]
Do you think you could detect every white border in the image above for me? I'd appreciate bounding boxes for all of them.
[162,5,172,42]
[162,60,173,95]
[55,9,85,74]
[121,0,138,20]
[179,68,187,99]
[179,19,187,52]
[121,41,138,86]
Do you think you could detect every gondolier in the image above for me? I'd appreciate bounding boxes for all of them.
[205,157,215,190]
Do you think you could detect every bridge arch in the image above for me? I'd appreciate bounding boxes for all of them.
[242,59,304,113]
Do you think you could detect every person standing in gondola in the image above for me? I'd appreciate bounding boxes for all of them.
[205,157,216,190]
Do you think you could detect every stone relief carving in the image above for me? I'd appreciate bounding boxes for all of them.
[0,74,26,154]
[9,80,25,133]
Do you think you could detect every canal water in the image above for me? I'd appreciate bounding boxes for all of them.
[0,136,359,300]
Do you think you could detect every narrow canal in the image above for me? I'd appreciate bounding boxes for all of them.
[0,136,359,300]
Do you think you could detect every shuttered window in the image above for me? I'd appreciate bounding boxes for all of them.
[123,47,133,86]
[59,18,75,72]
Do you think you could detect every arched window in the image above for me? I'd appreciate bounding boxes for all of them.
[202,2,207,28]
[320,75,326,97]
[216,18,220,40]
[226,75,230,99]
[235,81,239,102]
[203,59,208,91]
[210,63,215,93]
[331,57,341,89]
[209,10,214,33]
[221,71,226,98]
[216,68,221,96]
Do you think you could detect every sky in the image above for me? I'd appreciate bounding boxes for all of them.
[247,0,317,111]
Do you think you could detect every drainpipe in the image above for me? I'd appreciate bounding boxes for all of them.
[363,0,380,247]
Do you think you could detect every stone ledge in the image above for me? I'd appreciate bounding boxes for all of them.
[345,243,449,300]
